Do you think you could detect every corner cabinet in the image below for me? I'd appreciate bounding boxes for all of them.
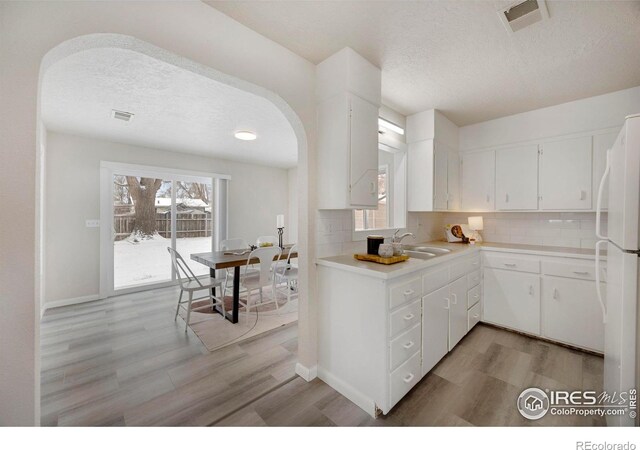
[317,93,379,209]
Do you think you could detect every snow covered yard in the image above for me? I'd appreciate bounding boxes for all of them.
[114,235,212,289]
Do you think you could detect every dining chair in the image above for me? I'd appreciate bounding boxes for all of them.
[239,246,282,325]
[220,238,258,297]
[168,247,226,332]
[274,244,299,305]
[256,235,278,247]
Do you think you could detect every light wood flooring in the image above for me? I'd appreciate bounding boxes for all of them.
[41,287,604,426]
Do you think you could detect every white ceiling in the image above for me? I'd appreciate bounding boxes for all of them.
[206,0,640,126]
[41,48,298,168]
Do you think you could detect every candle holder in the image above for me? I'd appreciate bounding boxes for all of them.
[277,227,285,249]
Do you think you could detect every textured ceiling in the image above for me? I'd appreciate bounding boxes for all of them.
[42,48,298,168]
[206,0,640,125]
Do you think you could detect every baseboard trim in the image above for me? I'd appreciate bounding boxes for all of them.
[317,366,377,418]
[43,294,101,312]
[295,362,318,381]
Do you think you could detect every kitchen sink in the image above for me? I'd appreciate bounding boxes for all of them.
[404,250,437,260]
[404,245,452,254]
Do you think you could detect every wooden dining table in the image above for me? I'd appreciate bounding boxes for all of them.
[191,245,297,324]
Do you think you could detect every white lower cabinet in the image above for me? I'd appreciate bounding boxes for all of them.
[422,285,450,376]
[542,276,605,352]
[448,276,469,350]
[483,267,541,335]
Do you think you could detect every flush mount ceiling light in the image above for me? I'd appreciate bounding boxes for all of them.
[111,109,134,122]
[378,118,405,136]
[234,130,257,141]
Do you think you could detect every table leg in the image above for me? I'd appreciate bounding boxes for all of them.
[232,266,240,324]
[209,268,223,316]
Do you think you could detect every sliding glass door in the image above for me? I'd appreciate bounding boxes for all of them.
[101,163,226,296]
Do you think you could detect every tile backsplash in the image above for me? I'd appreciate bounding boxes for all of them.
[441,212,604,249]
[316,210,604,259]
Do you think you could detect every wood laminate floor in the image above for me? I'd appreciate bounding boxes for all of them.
[41,287,604,426]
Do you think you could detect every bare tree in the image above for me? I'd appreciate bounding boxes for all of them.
[176,181,210,205]
[126,176,163,239]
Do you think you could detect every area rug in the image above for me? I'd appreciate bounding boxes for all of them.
[179,292,298,352]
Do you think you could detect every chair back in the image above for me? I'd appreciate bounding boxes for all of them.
[276,244,298,277]
[256,235,277,247]
[167,247,201,289]
[220,238,249,251]
[245,246,282,286]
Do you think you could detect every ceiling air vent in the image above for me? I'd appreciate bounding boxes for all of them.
[111,109,134,122]
[498,0,549,33]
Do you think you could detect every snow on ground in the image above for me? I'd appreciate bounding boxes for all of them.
[114,236,212,289]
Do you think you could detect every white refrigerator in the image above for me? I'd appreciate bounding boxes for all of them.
[595,113,640,427]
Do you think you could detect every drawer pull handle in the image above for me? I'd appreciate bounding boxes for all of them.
[444,298,450,310]
[573,271,589,275]
[403,314,414,321]
[553,288,559,300]
[473,314,480,319]
[403,341,415,350]
[472,261,479,265]
[451,293,457,305]
[403,373,415,384]
[504,263,517,267]
[474,294,480,299]
[403,289,415,297]
[529,285,534,296]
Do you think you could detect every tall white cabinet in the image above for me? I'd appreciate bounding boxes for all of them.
[316,48,382,210]
[407,109,460,211]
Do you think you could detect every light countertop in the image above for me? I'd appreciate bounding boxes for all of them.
[315,241,602,280]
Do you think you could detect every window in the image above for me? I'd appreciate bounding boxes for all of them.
[354,166,389,231]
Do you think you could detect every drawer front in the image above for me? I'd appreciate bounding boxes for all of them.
[542,260,605,281]
[468,301,481,331]
[483,252,540,274]
[390,299,421,338]
[467,269,481,289]
[423,266,450,295]
[467,284,481,309]
[390,277,422,309]
[450,254,481,280]
[390,351,421,408]
[390,324,421,371]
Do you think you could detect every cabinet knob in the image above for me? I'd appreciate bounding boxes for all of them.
[402,341,415,350]
[553,288,559,300]
[403,289,415,297]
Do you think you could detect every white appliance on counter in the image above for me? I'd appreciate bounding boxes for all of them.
[595,113,640,427]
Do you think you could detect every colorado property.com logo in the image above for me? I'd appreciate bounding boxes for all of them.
[517,387,637,420]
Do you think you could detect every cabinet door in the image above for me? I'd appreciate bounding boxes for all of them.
[349,94,379,207]
[593,131,619,211]
[542,276,604,352]
[483,268,540,335]
[448,276,468,350]
[422,285,450,376]
[447,146,460,211]
[540,136,592,210]
[433,141,449,210]
[407,140,435,211]
[495,145,539,210]
[461,151,495,211]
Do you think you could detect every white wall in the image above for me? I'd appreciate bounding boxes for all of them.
[287,167,299,244]
[0,1,317,425]
[459,85,640,151]
[44,132,291,305]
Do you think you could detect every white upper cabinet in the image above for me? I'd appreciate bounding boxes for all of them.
[349,94,381,207]
[316,48,381,210]
[461,150,495,211]
[593,131,619,211]
[407,109,460,211]
[539,136,592,210]
[495,145,539,210]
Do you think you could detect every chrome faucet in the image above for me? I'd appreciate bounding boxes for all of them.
[392,230,415,244]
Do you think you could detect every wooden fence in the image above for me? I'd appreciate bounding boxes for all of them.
[114,212,212,241]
